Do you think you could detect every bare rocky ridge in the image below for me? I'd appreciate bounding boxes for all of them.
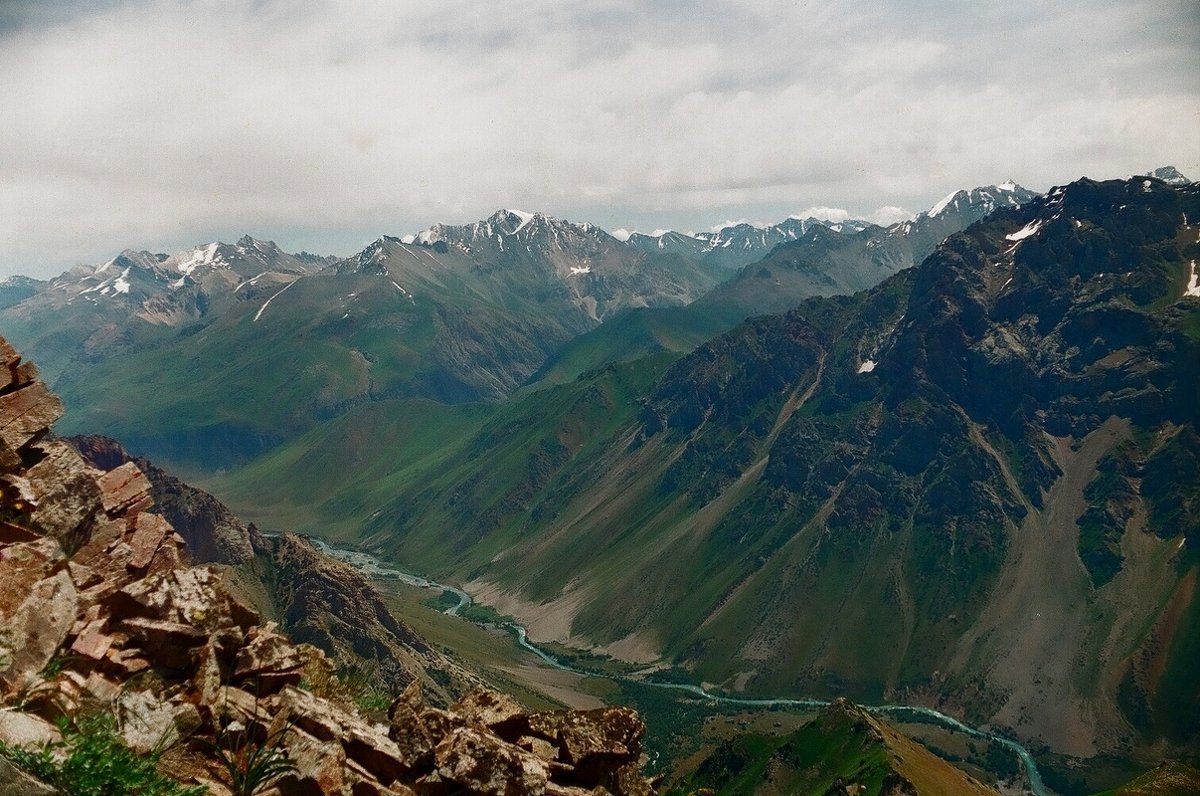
[0,335,659,796]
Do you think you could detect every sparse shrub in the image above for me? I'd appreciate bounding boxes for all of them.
[0,712,206,796]
[201,717,296,796]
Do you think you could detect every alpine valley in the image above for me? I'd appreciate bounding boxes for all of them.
[2,171,1199,795]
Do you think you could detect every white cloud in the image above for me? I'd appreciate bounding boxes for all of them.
[711,219,766,232]
[0,0,1197,276]
[869,206,915,226]
[791,207,851,223]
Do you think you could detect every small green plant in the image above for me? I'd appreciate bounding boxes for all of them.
[355,691,393,713]
[336,663,393,715]
[41,651,84,679]
[0,713,206,796]
[201,718,296,796]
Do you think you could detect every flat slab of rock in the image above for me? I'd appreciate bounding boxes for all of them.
[126,512,172,571]
[0,570,79,694]
[23,442,102,550]
[0,381,62,453]
[114,567,231,630]
[452,688,524,729]
[96,462,152,517]
[0,708,61,748]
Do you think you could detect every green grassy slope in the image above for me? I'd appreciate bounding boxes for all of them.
[666,700,1000,796]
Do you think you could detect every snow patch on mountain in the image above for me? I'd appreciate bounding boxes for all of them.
[1005,220,1044,242]
[177,242,221,275]
[507,209,535,233]
[253,279,296,322]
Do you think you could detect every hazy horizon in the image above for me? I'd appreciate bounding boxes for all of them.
[2,0,1197,279]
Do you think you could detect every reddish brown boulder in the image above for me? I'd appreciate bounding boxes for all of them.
[117,617,207,669]
[0,537,64,617]
[96,461,153,518]
[387,700,435,771]
[0,381,62,454]
[277,725,352,796]
[23,441,102,550]
[70,625,115,660]
[436,725,551,796]
[0,569,79,694]
[233,624,305,692]
[453,688,525,730]
[126,512,172,570]
[113,567,233,631]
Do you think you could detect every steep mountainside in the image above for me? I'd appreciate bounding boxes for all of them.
[212,175,1200,764]
[0,275,45,311]
[625,216,876,271]
[385,209,724,322]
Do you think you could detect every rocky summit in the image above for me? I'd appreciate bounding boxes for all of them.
[0,334,658,796]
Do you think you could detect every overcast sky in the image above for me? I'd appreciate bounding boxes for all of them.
[2,0,1197,278]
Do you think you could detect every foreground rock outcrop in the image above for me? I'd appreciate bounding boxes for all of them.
[68,433,475,706]
[0,335,657,795]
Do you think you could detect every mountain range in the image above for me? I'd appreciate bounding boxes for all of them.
[1,180,1037,471]
[1,170,1196,792]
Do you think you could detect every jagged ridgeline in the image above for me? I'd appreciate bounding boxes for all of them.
[0,185,1029,473]
[209,176,1200,768]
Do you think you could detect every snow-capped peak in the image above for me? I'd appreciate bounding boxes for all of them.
[175,242,222,275]
[929,190,962,217]
[505,208,536,233]
[1148,166,1189,186]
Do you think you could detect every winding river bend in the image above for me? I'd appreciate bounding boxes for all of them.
[309,538,1046,796]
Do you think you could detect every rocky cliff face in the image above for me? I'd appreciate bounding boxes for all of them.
[0,336,658,796]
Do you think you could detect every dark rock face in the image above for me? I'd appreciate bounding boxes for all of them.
[251,531,478,704]
[615,176,1200,749]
